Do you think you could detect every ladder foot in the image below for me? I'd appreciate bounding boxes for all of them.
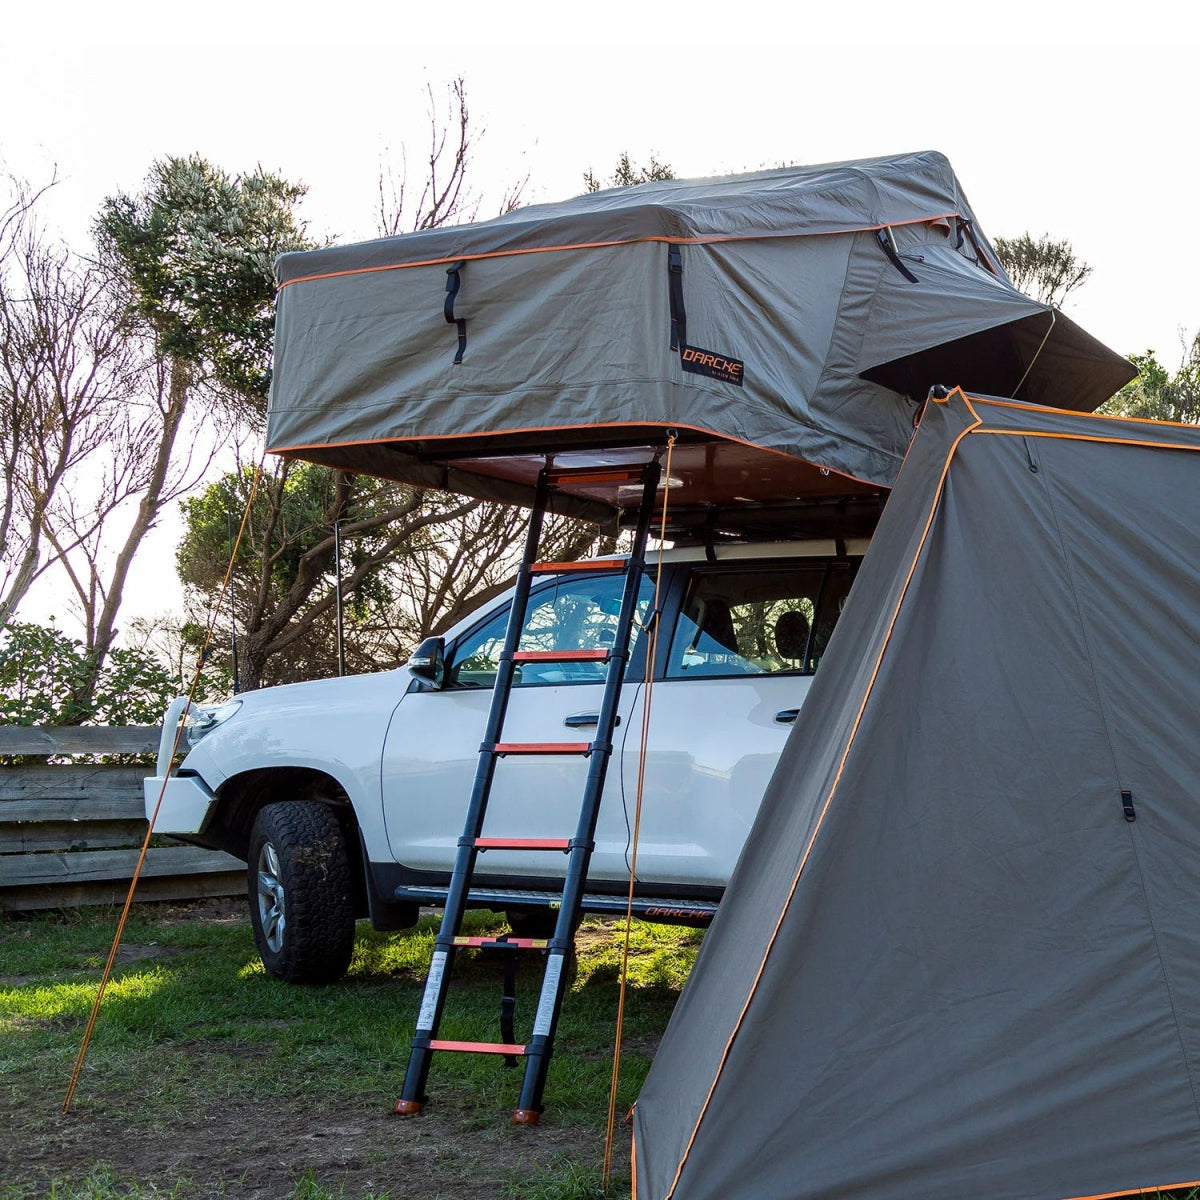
[512,1108,542,1126]
[394,1099,425,1116]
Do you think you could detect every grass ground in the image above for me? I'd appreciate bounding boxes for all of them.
[3,903,1199,1200]
[0,901,699,1199]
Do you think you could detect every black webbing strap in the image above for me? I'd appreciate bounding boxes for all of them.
[1122,789,1137,823]
[875,227,920,284]
[444,263,467,364]
[499,939,518,1067]
[958,218,998,276]
[668,245,687,351]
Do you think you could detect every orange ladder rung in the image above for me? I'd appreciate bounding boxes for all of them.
[529,559,623,574]
[544,465,650,487]
[492,742,590,756]
[428,1039,527,1056]
[452,937,549,949]
[474,837,571,850]
[511,649,609,662]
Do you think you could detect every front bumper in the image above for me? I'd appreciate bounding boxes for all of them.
[144,773,217,835]
[144,695,217,834]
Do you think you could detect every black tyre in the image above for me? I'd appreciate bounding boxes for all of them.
[247,800,356,984]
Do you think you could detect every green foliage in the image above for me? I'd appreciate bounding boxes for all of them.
[177,463,393,617]
[583,152,674,194]
[993,231,1093,308]
[95,155,312,406]
[1101,336,1200,424]
[0,622,177,726]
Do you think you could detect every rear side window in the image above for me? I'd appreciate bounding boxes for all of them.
[665,560,856,679]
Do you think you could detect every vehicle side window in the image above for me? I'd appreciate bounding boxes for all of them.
[447,572,653,689]
[665,561,856,679]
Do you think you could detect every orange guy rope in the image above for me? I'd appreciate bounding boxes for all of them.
[602,433,677,1188]
[62,459,265,1114]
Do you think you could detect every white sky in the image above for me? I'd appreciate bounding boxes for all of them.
[3,21,1200,638]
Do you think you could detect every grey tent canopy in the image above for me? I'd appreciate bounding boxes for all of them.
[266,151,1133,523]
[632,392,1200,1200]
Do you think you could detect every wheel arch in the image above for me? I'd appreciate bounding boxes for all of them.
[209,766,369,919]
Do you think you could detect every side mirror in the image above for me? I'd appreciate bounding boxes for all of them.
[407,636,446,687]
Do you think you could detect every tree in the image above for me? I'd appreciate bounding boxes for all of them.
[178,463,470,688]
[176,463,603,689]
[97,155,310,408]
[35,156,314,709]
[993,232,1093,308]
[1100,332,1200,424]
[583,151,675,194]
[2,158,311,717]
[0,176,144,629]
[174,81,598,690]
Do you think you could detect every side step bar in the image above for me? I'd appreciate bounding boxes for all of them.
[394,883,719,927]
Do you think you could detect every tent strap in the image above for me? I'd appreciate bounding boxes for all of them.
[444,262,467,364]
[668,245,687,351]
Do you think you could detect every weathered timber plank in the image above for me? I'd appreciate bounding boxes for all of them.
[0,763,147,802]
[0,845,241,888]
[0,726,159,755]
[1,871,246,912]
[0,820,149,853]
[0,795,146,823]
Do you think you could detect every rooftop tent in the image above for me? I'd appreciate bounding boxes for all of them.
[265,151,1133,522]
[632,393,1200,1200]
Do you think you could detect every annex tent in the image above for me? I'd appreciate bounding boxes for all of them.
[266,151,1133,522]
[632,391,1200,1200]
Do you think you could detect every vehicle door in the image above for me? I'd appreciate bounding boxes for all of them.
[619,557,857,888]
[381,568,655,880]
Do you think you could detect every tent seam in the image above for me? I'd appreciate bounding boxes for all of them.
[1035,446,1200,1131]
[269,419,879,489]
[275,213,968,290]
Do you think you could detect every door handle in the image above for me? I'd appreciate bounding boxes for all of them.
[564,712,620,728]
[774,709,800,724]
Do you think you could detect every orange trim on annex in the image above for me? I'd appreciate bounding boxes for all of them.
[1061,1180,1200,1200]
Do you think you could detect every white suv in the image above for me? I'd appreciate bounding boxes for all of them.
[146,539,864,982]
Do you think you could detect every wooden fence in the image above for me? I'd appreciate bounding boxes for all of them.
[0,726,244,912]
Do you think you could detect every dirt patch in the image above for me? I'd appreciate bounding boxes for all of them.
[0,1090,626,1198]
[160,896,249,924]
[0,945,177,990]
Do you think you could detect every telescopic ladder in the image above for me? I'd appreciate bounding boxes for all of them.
[395,458,663,1124]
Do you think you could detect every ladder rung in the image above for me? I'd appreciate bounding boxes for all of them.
[492,742,590,756]
[511,649,609,663]
[475,837,571,850]
[545,465,650,486]
[429,1039,526,1056]
[452,937,549,949]
[529,559,621,574]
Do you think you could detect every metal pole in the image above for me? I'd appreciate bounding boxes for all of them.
[334,518,345,677]
[227,512,240,695]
